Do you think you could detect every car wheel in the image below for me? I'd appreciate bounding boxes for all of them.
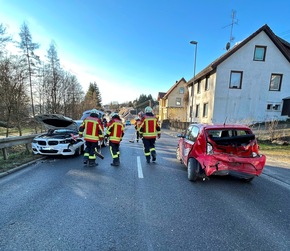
[244,177,254,183]
[176,146,182,163]
[187,158,200,182]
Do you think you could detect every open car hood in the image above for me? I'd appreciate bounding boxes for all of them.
[34,114,78,131]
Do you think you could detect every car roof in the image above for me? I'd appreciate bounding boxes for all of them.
[81,109,104,120]
[35,114,78,131]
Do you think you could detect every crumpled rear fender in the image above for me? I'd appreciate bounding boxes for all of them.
[196,154,266,177]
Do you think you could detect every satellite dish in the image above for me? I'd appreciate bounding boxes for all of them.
[226,42,230,50]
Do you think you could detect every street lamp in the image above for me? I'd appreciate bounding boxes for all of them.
[190,40,198,122]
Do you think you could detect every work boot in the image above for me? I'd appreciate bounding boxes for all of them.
[146,156,150,163]
[116,156,120,165]
[89,160,97,167]
[151,152,156,162]
[111,158,119,166]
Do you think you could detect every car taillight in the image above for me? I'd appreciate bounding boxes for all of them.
[207,143,213,154]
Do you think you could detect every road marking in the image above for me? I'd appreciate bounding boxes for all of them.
[262,174,290,191]
[137,156,143,178]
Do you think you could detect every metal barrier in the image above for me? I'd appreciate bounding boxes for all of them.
[0,135,37,160]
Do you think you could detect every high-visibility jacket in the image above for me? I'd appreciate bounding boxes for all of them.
[106,118,124,143]
[79,116,104,143]
[134,120,142,130]
[139,115,161,139]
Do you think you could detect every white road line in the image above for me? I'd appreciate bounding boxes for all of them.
[262,174,290,191]
[137,156,144,178]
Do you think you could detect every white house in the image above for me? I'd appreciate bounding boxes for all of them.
[187,24,290,124]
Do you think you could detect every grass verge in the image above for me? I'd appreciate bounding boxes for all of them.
[0,147,43,173]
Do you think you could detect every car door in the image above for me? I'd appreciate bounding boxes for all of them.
[182,125,199,164]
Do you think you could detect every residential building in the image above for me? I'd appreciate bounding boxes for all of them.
[158,78,188,125]
[187,24,290,124]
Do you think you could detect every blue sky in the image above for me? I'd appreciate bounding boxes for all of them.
[1,0,290,105]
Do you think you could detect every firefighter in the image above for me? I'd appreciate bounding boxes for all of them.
[134,116,142,143]
[105,112,124,166]
[79,109,104,166]
[139,106,161,163]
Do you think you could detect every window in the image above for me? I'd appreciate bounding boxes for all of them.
[254,46,266,61]
[267,103,281,111]
[197,81,201,93]
[179,87,184,94]
[190,106,193,118]
[185,125,193,139]
[188,126,199,141]
[205,76,210,91]
[176,97,181,106]
[195,104,199,118]
[269,74,282,91]
[203,103,208,117]
[229,71,243,89]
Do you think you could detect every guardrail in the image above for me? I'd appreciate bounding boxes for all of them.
[0,135,37,160]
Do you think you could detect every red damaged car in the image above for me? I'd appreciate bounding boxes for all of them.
[176,124,266,182]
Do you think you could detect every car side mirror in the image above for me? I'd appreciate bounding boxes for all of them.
[177,133,185,138]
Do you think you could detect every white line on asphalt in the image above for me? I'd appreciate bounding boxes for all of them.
[262,174,290,192]
[137,156,143,178]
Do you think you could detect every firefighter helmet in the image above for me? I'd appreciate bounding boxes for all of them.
[144,106,153,113]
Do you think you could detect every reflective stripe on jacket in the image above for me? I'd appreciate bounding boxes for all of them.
[79,116,103,142]
[106,119,124,143]
[139,115,160,139]
[135,120,142,130]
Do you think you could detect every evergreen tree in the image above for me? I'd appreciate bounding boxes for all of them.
[83,82,102,110]
[18,22,40,117]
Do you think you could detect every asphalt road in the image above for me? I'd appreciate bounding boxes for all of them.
[0,126,290,251]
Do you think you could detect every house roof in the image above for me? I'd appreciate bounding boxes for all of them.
[157,92,166,101]
[163,77,186,99]
[187,24,290,86]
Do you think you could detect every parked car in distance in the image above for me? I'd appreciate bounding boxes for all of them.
[176,124,266,182]
[32,114,85,156]
[125,120,131,126]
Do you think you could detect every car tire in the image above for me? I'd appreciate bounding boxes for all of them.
[176,146,182,163]
[244,177,254,183]
[187,158,200,182]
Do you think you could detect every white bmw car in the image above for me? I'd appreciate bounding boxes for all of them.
[32,114,85,156]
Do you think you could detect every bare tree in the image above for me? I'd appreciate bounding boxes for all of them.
[18,22,40,117]
[0,55,29,136]
[44,41,62,114]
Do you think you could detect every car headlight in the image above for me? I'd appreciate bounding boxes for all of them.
[207,143,213,154]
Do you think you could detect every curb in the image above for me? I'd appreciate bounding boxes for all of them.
[0,157,46,178]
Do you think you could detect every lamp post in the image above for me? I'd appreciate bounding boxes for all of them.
[190,40,198,122]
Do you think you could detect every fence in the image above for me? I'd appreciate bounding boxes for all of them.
[0,135,37,160]
[161,119,190,131]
